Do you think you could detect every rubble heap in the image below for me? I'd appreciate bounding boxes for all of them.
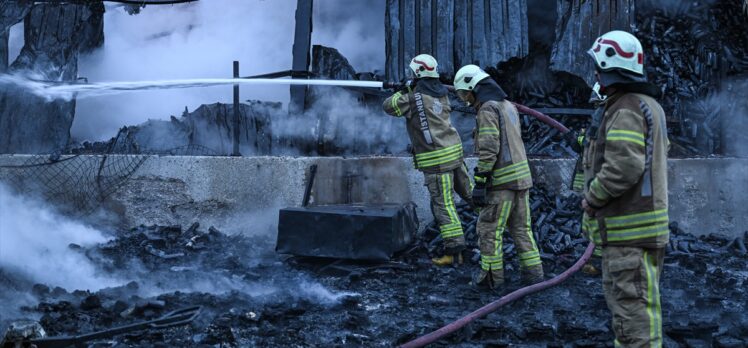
[2,211,747,346]
[66,101,278,156]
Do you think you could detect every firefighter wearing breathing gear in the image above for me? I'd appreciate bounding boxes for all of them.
[453,65,543,290]
[382,54,472,266]
[582,30,669,347]
[577,83,606,276]
[573,83,605,193]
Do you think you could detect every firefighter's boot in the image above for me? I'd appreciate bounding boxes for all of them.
[472,269,504,291]
[431,252,463,266]
[521,266,545,285]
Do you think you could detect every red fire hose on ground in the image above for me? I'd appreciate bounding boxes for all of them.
[399,242,596,348]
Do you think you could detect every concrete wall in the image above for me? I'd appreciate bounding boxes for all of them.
[0,155,745,238]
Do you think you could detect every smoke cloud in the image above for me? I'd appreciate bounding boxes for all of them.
[312,0,385,73]
[72,0,385,142]
[0,184,119,291]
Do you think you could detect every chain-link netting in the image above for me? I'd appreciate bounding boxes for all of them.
[0,144,221,216]
[0,154,147,216]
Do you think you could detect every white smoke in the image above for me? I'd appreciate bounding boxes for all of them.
[313,0,385,73]
[72,0,385,142]
[0,184,355,309]
[0,184,120,291]
[72,0,296,141]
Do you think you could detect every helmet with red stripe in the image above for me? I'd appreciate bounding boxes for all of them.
[409,54,439,78]
[587,30,644,76]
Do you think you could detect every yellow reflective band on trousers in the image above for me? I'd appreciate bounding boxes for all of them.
[391,92,403,116]
[481,201,511,271]
[604,209,669,243]
[415,144,463,168]
[607,129,645,147]
[492,160,531,186]
[520,194,541,268]
[438,173,463,239]
[643,250,663,347]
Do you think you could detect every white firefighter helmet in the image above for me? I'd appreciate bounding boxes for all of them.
[453,64,490,91]
[409,54,439,78]
[587,30,645,76]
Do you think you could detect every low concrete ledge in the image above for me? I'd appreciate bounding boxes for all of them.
[0,155,745,237]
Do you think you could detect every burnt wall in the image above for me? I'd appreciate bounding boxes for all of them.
[385,0,528,82]
[0,1,33,73]
[0,30,7,73]
[550,0,636,85]
[0,3,104,154]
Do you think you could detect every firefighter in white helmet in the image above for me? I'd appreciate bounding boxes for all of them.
[453,64,543,290]
[576,82,606,276]
[582,30,670,347]
[383,54,472,266]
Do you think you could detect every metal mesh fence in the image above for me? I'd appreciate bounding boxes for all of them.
[0,144,221,216]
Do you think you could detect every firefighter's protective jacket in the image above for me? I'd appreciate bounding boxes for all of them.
[474,100,533,191]
[383,81,463,173]
[582,91,669,249]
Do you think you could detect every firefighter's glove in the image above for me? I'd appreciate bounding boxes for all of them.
[564,130,583,154]
[472,174,489,207]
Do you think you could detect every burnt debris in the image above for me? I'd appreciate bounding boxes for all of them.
[2,215,747,346]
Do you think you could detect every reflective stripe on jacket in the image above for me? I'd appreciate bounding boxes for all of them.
[474,100,532,190]
[582,92,669,248]
[383,90,463,173]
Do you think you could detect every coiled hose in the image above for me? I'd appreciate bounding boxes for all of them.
[399,242,596,348]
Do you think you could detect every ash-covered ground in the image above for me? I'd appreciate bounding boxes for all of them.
[1,187,747,347]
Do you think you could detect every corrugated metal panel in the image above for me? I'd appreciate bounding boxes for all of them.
[386,0,529,82]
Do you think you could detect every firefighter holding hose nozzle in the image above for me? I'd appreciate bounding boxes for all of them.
[382,54,473,266]
[582,30,670,347]
[453,65,544,290]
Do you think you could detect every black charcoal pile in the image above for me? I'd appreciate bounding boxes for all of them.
[636,0,748,156]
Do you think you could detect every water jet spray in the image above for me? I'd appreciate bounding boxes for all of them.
[0,75,572,136]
